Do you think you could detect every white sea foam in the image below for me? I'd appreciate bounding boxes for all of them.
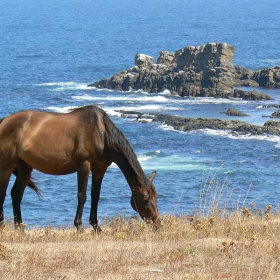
[36,82,91,91]
[159,124,176,131]
[198,128,280,148]
[137,118,153,123]
[138,155,153,162]
[46,106,77,113]
[72,93,169,103]
[72,94,97,101]
[180,97,248,105]
[158,89,172,95]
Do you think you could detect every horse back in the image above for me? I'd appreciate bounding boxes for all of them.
[0,107,107,174]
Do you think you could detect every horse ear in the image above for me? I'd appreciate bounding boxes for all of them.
[148,171,156,182]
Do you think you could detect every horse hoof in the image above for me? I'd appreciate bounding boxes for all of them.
[15,223,26,233]
[77,227,85,234]
[93,225,102,234]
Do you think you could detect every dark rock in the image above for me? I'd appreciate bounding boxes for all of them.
[271,110,280,118]
[264,120,280,127]
[151,114,260,134]
[253,66,280,88]
[261,104,280,109]
[157,51,175,65]
[151,114,280,136]
[234,66,280,88]
[115,110,280,136]
[222,108,248,116]
[89,43,235,98]
[232,89,272,100]
[233,66,259,87]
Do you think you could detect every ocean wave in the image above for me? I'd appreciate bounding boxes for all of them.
[36,82,90,91]
[157,123,280,148]
[45,106,77,113]
[179,97,249,105]
[17,54,44,58]
[159,124,176,131]
[197,128,280,148]
[72,93,169,103]
[138,150,162,162]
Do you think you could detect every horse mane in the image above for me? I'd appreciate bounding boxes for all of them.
[100,108,151,189]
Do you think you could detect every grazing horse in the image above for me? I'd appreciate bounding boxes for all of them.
[0,105,161,231]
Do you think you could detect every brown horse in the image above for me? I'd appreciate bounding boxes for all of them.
[0,105,161,231]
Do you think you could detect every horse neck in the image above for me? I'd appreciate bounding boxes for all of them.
[112,151,146,191]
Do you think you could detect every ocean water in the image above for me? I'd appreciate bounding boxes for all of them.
[1,0,280,228]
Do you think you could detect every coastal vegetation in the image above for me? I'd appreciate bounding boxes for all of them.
[1,176,280,279]
[0,210,279,279]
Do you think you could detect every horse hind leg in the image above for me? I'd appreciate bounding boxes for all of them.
[11,160,33,230]
[0,172,13,228]
[89,168,107,233]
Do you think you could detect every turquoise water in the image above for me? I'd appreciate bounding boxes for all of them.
[1,0,280,227]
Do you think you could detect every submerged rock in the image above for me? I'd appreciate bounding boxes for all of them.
[222,108,248,116]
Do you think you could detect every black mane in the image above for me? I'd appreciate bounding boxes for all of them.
[101,108,152,189]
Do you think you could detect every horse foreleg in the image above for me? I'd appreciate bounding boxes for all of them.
[89,169,106,233]
[74,162,90,232]
[11,160,32,230]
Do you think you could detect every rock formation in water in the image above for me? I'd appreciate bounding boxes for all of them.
[116,110,280,136]
[233,89,271,100]
[88,43,278,99]
[234,65,280,88]
[271,110,280,118]
[89,43,236,98]
[222,108,248,117]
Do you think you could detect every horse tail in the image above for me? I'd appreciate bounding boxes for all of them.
[27,178,42,198]
[12,169,42,198]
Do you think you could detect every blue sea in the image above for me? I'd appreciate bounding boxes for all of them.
[1,0,280,228]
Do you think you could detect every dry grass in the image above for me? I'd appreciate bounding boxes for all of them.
[1,209,280,280]
[1,170,279,279]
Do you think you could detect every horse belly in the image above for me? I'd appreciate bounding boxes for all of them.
[19,141,78,175]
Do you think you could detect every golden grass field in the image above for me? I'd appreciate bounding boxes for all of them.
[1,207,280,280]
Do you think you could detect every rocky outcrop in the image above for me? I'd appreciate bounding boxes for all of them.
[117,110,280,136]
[234,66,280,88]
[88,43,279,98]
[271,110,280,118]
[222,108,248,116]
[89,43,236,98]
[254,66,280,88]
[233,89,272,100]
[157,51,175,65]
[135,53,154,66]
[233,66,259,87]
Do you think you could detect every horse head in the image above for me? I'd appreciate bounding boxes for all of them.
[130,171,161,230]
